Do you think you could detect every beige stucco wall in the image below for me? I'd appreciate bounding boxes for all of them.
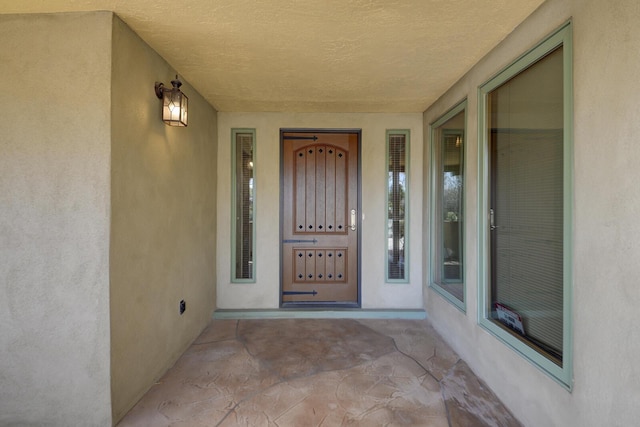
[217,113,423,309]
[423,0,640,425]
[109,16,218,422]
[0,12,113,426]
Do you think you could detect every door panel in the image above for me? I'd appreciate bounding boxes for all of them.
[282,131,359,304]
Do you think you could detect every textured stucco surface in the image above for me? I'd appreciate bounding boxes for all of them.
[423,0,640,426]
[109,16,218,423]
[0,12,113,426]
[216,112,423,309]
[0,0,544,112]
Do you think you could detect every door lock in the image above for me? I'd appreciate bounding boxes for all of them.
[350,209,356,231]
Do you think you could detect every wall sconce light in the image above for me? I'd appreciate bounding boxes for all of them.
[154,75,188,127]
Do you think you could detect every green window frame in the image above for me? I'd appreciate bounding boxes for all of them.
[477,22,573,388]
[429,100,466,310]
[231,128,256,282]
[386,130,409,283]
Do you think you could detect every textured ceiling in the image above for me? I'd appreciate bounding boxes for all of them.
[1,0,544,112]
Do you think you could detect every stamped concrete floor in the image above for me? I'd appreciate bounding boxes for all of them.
[118,319,521,427]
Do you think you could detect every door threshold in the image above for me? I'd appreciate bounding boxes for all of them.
[213,309,426,320]
[281,301,360,309]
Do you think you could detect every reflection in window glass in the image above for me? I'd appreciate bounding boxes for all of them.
[431,104,465,306]
[387,131,409,281]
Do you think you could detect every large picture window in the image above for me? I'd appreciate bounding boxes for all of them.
[231,129,256,282]
[386,130,409,282]
[430,100,466,309]
[478,23,572,387]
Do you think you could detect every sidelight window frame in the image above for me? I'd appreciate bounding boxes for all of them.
[477,22,573,389]
[231,128,256,283]
[385,129,410,283]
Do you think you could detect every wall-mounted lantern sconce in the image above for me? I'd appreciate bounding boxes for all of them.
[154,75,188,127]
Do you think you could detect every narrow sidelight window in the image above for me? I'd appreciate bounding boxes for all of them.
[478,23,572,387]
[430,101,466,308]
[386,130,409,282]
[231,129,256,282]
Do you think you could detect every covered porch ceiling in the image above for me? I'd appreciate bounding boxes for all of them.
[2,0,545,112]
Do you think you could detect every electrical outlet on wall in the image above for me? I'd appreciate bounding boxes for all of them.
[179,300,186,315]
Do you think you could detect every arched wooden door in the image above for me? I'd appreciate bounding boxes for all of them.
[281,130,360,306]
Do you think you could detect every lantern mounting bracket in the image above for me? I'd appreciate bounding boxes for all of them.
[154,82,165,99]
[155,76,183,99]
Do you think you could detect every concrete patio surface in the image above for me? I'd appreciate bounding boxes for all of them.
[118,318,521,426]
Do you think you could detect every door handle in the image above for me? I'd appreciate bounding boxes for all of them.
[490,208,499,231]
[350,209,356,231]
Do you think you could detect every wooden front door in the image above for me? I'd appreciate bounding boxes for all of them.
[281,130,359,305]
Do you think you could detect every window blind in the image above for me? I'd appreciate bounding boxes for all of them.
[235,132,254,280]
[388,133,406,280]
[489,46,564,359]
